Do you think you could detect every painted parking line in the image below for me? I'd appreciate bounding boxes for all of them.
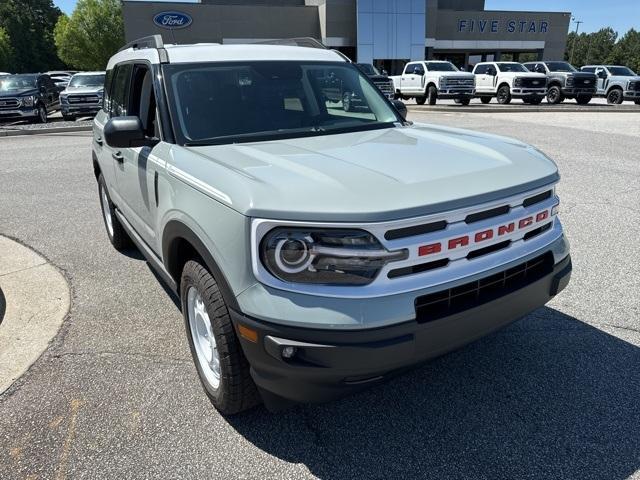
[0,236,70,394]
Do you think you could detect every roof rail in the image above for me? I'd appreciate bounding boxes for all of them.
[118,34,164,53]
[253,37,328,50]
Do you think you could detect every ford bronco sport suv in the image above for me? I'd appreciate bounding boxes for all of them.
[93,36,571,414]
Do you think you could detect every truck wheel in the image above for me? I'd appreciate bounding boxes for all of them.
[526,97,543,105]
[496,85,511,104]
[427,86,437,105]
[575,95,592,105]
[480,97,491,104]
[33,104,48,124]
[62,113,76,121]
[181,260,260,415]
[606,88,623,104]
[97,174,131,251]
[546,86,564,104]
[457,98,471,106]
[342,92,352,112]
[415,96,427,105]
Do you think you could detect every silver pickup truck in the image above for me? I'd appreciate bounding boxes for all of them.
[580,65,640,105]
[93,36,571,414]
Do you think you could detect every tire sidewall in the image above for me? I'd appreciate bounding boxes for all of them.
[37,104,47,123]
[497,86,510,104]
[547,86,562,104]
[607,89,623,104]
[98,175,115,243]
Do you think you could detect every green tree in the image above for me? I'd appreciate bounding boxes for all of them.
[0,0,64,73]
[0,27,13,72]
[607,28,640,73]
[54,0,124,71]
[565,27,618,67]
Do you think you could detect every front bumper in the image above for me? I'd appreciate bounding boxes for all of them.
[233,252,572,405]
[624,90,640,100]
[0,109,39,120]
[61,104,101,115]
[562,87,596,96]
[438,88,475,98]
[512,88,547,97]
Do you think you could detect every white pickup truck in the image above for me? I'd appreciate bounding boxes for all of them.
[473,62,547,105]
[390,61,475,105]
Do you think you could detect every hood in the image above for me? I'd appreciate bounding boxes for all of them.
[63,86,103,95]
[0,88,38,97]
[169,125,559,222]
[439,71,475,78]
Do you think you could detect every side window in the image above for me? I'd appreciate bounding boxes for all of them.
[110,63,133,117]
[103,69,114,113]
[474,65,489,75]
[581,67,595,73]
[404,63,416,75]
[414,64,425,75]
[128,64,158,138]
[523,64,533,72]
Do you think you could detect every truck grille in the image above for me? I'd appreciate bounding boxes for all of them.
[373,79,394,98]
[629,81,640,91]
[414,251,554,323]
[68,94,101,104]
[0,97,20,109]
[517,77,546,88]
[444,78,474,87]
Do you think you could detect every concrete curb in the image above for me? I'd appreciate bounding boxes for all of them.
[0,236,71,394]
[0,125,92,137]
[406,105,640,114]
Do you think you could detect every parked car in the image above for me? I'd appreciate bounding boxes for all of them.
[523,61,596,104]
[390,61,475,105]
[94,36,571,414]
[472,62,547,104]
[580,65,640,105]
[355,63,395,100]
[60,71,106,120]
[0,73,60,123]
[46,71,80,91]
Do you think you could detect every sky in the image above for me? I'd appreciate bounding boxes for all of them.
[52,0,638,36]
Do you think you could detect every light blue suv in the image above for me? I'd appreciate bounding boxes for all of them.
[93,36,572,414]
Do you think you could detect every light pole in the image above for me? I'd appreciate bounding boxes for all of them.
[569,17,583,65]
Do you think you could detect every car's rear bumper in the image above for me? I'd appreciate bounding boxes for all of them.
[232,253,571,405]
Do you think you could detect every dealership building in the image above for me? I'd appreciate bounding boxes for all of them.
[122,0,571,72]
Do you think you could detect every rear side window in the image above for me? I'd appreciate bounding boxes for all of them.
[474,64,489,75]
[103,70,113,112]
[109,64,133,117]
[581,67,596,73]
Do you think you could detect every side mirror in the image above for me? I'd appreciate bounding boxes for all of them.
[535,66,546,74]
[104,116,156,148]
[392,99,407,120]
[382,69,388,76]
[596,69,607,78]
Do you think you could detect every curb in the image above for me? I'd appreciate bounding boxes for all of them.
[0,125,92,137]
[0,236,71,394]
[406,106,640,114]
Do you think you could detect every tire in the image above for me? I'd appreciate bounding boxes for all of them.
[480,97,491,104]
[526,97,543,105]
[32,104,48,124]
[496,85,511,104]
[97,173,131,251]
[342,91,352,112]
[427,85,437,105]
[181,260,260,415]
[415,96,426,105]
[546,85,564,104]
[62,113,76,121]
[606,88,623,105]
[458,98,471,106]
[575,95,592,105]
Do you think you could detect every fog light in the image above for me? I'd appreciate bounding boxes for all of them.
[551,203,560,216]
[281,346,297,359]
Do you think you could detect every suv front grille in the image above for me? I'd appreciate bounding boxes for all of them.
[0,97,19,109]
[629,81,640,91]
[414,252,554,323]
[373,79,394,97]
[517,77,546,88]
[68,94,101,104]
[444,78,474,87]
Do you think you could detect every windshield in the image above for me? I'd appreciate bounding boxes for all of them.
[356,63,380,76]
[69,74,105,87]
[496,63,527,73]
[607,66,636,76]
[163,61,401,146]
[426,62,458,72]
[0,75,37,91]
[545,62,577,72]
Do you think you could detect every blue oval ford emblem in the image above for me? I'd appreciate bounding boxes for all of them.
[153,11,192,29]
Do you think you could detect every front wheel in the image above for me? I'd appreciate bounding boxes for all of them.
[546,86,564,104]
[525,96,543,105]
[496,85,511,104]
[427,85,438,105]
[457,98,471,106]
[98,173,131,251]
[32,104,48,124]
[480,96,491,104]
[606,88,623,105]
[181,260,260,415]
[415,96,427,105]
[575,95,592,105]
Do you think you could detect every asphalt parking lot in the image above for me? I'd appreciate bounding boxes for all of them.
[0,110,639,479]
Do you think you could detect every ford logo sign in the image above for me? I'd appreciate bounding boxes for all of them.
[153,11,192,29]
[532,80,539,85]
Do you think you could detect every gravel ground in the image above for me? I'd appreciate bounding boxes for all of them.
[0,112,638,480]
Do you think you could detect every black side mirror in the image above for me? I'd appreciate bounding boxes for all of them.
[392,99,407,120]
[382,69,388,76]
[104,116,156,148]
[535,66,546,74]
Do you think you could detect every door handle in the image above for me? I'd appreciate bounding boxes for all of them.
[95,136,103,146]
[112,151,124,162]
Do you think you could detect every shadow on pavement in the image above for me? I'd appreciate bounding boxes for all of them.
[227,307,640,480]
[0,286,5,325]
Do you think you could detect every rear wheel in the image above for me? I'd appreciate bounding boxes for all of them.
[606,88,623,105]
[496,85,511,104]
[575,95,592,105]
[415,96,426,105]
[457,98,471,106]
[480,96,491,104]
[546,85,564,104]
[427,85,437,105]
[181,260,260,415]
[98,174,131,251]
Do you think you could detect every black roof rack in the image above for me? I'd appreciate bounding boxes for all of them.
[252,37,328,50]
[118,34,164,53]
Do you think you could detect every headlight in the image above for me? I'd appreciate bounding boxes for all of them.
[514,78,523,87]
[21,95,35,107]
[566,76,574,86]
[439,77,447,87]
[260,228,407,285]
